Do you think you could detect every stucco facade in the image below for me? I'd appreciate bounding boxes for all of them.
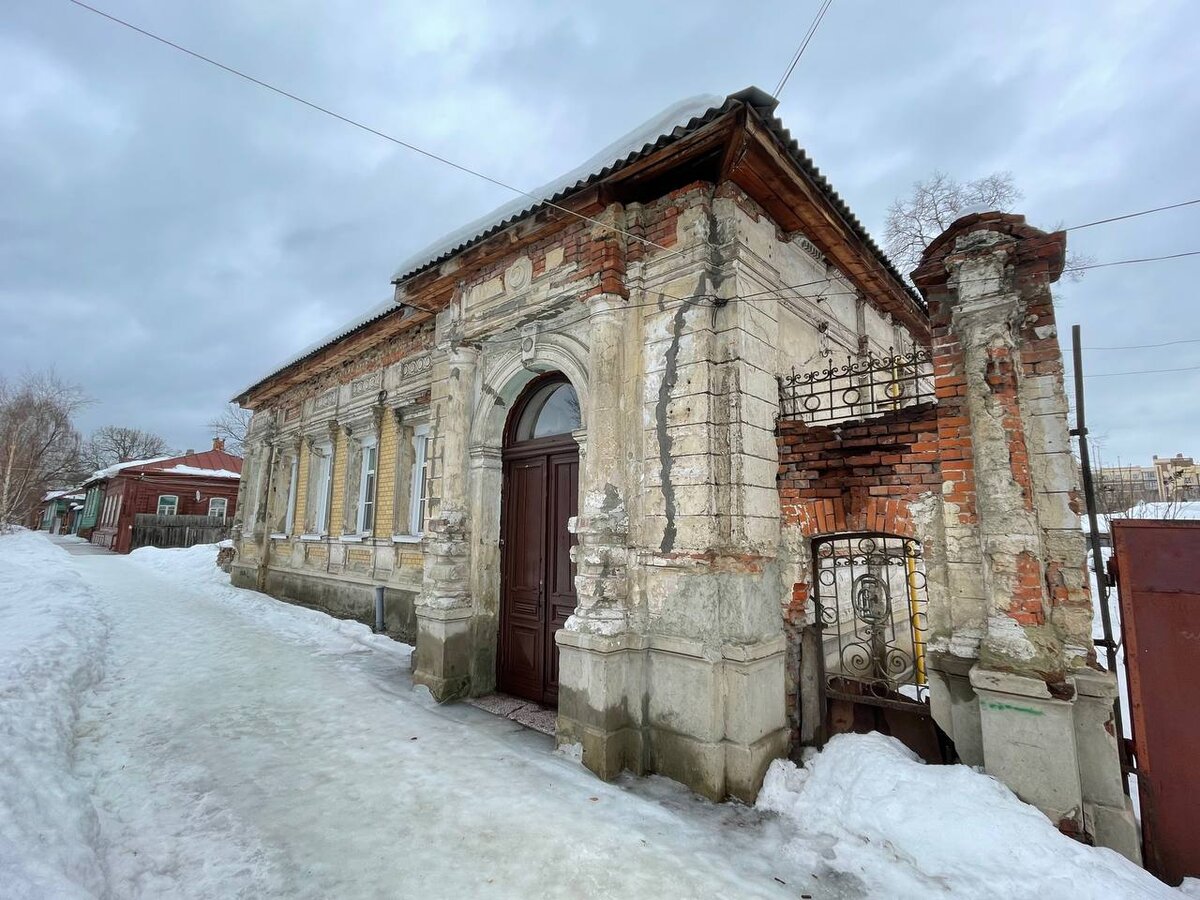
[229,88,1134,857]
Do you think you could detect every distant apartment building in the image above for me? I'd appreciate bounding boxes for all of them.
[1096,453,1200,512]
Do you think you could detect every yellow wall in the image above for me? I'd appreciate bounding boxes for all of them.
[329,429,348,535]
[375,414,398,536]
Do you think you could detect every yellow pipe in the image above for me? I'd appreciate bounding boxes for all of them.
[907,552,927,685]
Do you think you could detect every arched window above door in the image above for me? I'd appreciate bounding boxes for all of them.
[509,378,581,444]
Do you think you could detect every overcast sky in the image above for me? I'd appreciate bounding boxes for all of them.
[4,0,1197,466]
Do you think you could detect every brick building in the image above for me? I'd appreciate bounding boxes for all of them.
[230,87,1133,858]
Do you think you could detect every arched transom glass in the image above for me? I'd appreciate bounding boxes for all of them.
[512,380,581,442]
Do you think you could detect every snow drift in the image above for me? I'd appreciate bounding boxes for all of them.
[0,530,108,899]
[757,732,1175,898]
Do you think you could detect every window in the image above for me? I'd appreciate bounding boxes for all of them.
[157,495,178,516]
[407,426,431,536]
[284,455,299,535]
[313,443,333,534]
[208,497,228,520]
[512,381,581,442]
[356,439,378,535]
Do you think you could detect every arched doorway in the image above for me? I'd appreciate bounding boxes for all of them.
[499,373,581,706]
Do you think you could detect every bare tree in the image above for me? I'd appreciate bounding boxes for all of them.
[207,404,252,456]
[0,372,88,528]
[884,171,1089,281]
[79,425,173,473]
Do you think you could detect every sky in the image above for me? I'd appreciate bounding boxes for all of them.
[3,0,1197,466]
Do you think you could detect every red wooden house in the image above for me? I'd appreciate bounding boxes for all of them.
[88,439,243,554]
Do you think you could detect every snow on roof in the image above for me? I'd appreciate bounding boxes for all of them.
[391,93,724,282]
[234,94,724,400]
[42,489,85,502]
[85,456,173,484]
[157,464,241,480]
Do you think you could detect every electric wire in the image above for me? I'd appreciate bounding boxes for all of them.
[1065,198,1200,232]
[774,0,834,97]
[64,0,678,262]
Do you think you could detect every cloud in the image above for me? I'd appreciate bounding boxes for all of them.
[1,0,1197,465]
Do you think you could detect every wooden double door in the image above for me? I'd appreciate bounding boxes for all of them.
[499,437,579,707]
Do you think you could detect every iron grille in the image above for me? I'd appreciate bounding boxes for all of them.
[779,348,933,425]
[813,534,929,708]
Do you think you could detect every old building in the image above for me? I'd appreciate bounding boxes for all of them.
[230,88,1134,858]
[87,440,242,553]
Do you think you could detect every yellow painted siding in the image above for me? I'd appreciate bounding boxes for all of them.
[293,442,309,537]
[375,414,398,536]
[329,429,348,535]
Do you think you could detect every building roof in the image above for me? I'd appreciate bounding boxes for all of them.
[237,86,920,401]
[42,489,86,503]
[81,456,173,487]
[121,447,244,480]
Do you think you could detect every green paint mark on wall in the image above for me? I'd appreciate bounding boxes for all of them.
[981,699,1044,716]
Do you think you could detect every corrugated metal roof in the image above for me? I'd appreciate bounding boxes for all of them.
[237,86,919,400]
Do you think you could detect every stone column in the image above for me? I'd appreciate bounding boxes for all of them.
[412,343,478,700]
[557,291,647,780]
[914,212,1136,854]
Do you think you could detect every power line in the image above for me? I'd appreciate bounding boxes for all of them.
[1084,364,1200,379]
[1066,250,1200,271]
[773,0,834,98]
[1065,198,1200,231]
[63,0,676,262]
[1084,338,1200,351]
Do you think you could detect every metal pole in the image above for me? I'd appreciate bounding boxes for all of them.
[1070,324,1130,790]
[374,585,386,635]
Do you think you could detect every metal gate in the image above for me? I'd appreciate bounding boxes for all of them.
[1111,520,1200,885]
[811,533,949,760]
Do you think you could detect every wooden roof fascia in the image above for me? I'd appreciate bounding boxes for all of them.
[735,113,929,341]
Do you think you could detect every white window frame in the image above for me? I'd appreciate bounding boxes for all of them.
[208,497,228,520]
[396,425,431,540]
[355,436,378,536]
[157,495,179,517]
[312,441,332,536]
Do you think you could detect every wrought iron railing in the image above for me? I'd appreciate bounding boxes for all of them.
[779,347,933,425]
[813,534,929,709]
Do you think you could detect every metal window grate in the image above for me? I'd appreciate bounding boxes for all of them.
[779,348,933,425]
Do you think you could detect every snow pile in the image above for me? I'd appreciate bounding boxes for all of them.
[0,531,108,899]
[757,732,1176,899]
[127,544,410,662]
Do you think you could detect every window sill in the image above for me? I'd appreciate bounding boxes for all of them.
[391,533,424,544]
[339,534,365,543]
[269,533,289,540]
[299,534,327,542]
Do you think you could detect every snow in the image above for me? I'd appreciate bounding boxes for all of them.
[84,456,172,483]
[237,94,724,397]
[390,93,723,282]
[757,732,1177,899]
[0,530,108,899]
[155,464,241,479]
[2,531,1188,898]
[1086,501,1200,532]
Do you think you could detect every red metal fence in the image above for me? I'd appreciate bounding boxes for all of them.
[1111,519,1200,885]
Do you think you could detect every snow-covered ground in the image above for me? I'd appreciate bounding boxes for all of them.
[0,530,1187,898]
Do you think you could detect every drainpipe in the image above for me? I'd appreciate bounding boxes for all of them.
[374,584,386,634]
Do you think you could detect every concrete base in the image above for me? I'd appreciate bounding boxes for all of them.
[556,630,647,781]
[1073,668,1142,864]
[971,666,1083,831]
[556,629,789,802]
[230,561,418,643]
[927,651,983,766]
[412,606,475,701]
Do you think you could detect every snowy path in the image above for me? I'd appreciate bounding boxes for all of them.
[3,533,1185,900]
[60,543,819,899]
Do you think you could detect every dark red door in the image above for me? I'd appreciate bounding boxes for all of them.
[499,376,581,706]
